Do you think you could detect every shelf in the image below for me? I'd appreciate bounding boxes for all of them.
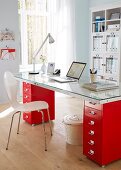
[91,6,121,84]
[106,19,121,22]
[92,20,105,24]
[92,19,121,24]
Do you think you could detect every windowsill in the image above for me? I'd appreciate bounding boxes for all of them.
[19,64,43,72]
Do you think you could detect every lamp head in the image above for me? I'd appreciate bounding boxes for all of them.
[48,33,55,44]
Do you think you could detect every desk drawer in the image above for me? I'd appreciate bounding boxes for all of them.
[23,95,32,103]
[83,144,101,163]
[85,101,102,110]
[23,112,32,124]
[84,106,102,119]
[23,87,31,94]
[23,82,31,89]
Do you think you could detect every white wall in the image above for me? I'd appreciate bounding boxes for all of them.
[0,0,19,103]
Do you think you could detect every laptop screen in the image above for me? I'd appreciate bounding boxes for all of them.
[66,62,86,79]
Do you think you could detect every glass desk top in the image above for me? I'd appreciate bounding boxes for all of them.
[15,72,121,104]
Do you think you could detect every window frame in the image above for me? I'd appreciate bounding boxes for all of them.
[18,0,48,71]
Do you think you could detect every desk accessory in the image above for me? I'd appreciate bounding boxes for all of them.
[90,69,97,83]
[50,62,86,83]
[53,69,61,75]
[47,62,55,74]
[29,33,55,74]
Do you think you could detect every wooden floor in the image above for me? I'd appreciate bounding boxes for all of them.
[0,93,121,170]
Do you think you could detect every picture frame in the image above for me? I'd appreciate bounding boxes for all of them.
[47,62,55,74]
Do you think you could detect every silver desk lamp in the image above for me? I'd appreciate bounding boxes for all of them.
[29,33,55,74]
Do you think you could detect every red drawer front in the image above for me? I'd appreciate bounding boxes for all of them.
[84,118,101,131]
[84,106,102,119]
[23,82,31,89]
[23,87,31,94]
[23,109,54,125]
[23,94,32,103]
[83,143,102,164]
[23,112,32,124]
[85,101,102,110]
[84,125,102,140]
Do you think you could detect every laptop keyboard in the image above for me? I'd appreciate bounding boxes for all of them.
[50,76,77,83]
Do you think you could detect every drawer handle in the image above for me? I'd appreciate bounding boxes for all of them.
[25,115,29,119]
[24,89,28,92]
[89,111,95,115]
[88,120,95,125]
[88,150,94,155]
[89,102,96,105]
[89,130,94,135]
[88,140,95,145]
[25,96,28,98]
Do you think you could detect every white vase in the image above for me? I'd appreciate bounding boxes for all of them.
[41,63,46,73]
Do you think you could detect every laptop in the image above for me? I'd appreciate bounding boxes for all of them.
[50,61,86,83]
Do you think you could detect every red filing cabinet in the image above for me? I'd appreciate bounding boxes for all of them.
[83,100,121,166]
[23,82,55,125]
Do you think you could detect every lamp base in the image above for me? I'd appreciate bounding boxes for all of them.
[29,71,39,74]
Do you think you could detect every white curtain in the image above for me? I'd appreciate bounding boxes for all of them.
[48,0,76,75]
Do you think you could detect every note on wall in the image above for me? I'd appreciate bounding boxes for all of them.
[0,28,15,41]
[0,48,15,60]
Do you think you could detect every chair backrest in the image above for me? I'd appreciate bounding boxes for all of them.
[4,71,19,106]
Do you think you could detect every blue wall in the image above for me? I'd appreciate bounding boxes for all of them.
[75,0,89,77]
[0,0,19,103]
[89,0,121,7]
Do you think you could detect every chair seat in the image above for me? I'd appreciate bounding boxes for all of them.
[13,101,48,112]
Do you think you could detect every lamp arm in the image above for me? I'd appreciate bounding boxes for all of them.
[33,33,50,59]
[30,33,54,74]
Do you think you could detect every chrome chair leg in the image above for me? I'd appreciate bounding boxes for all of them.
[6,111,19,150]
[47,109,53,136]
[17,112,21,134]
[41,111,47,151]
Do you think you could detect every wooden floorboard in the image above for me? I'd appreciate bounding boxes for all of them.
[0,93,121,170]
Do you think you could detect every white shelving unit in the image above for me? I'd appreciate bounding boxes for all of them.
[90,5,121,84]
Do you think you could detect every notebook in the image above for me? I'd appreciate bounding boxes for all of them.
[50,61,86,83]
[82,82,118,91]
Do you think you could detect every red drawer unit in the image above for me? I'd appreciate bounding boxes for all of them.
[83,106,102,164]
[83,100,121,166]
[23,82,55,125]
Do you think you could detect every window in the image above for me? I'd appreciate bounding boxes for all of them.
[18,0,48,69]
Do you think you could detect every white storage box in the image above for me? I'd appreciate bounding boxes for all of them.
[63,115,83,145]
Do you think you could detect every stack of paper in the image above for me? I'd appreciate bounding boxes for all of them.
[82,82,118,91]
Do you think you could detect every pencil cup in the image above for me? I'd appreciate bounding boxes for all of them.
[90,73,97,83]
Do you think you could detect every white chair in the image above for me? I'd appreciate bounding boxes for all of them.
[4,71,52,151]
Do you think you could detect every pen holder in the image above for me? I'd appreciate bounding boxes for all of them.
[90,73,97,83]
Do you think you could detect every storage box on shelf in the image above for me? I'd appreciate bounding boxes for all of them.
[23,82,55,125]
